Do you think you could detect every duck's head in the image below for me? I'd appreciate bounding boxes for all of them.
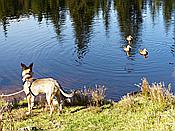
[124,45,132,52]
[143,48,147,52]
[127,45,132,50]
[140,48,148,56]
[127,35,133,41]
[143,49,148,55]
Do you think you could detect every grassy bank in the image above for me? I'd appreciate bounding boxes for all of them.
[1,78,175,130]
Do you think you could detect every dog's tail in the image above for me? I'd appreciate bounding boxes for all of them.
[60,88,74,97]
[54,81,74,97]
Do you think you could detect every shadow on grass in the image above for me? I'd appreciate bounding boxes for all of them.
[70,106,87,113]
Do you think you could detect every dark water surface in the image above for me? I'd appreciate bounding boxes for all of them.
[0,0,175,101]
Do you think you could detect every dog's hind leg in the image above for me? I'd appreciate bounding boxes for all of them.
[55,90,62,113]
[50,94,55,112]
[46,94,53,115]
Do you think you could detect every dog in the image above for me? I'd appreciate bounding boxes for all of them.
[21,63,74,115]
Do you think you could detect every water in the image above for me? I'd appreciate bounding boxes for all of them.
[0,0,175,101]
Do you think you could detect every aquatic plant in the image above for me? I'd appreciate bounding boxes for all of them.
[140,78,174,105]
[63,85,106,106]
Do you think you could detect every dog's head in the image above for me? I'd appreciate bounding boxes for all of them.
[21,63,33,81]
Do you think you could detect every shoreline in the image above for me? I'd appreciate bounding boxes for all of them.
[1,78,175,130]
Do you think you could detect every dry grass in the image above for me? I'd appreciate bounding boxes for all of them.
[140,78,174,105]
[0,99,14,131]
[64,85,106,106]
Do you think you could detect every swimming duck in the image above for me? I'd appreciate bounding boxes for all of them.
[123,45,132,52]
[126,35,133,43]
[139,48,148,56]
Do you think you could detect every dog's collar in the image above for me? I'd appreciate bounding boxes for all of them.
[22,73,32,82]
[23,80,26,85]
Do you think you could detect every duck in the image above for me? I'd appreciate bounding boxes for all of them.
[139,48,148,56]
[126,35,133,43]
[123,45,132,52]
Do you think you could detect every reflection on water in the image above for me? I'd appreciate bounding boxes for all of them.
[68,0,95,61]
[0,0,175,100]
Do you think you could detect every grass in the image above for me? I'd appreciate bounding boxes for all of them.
[1,79,175,130]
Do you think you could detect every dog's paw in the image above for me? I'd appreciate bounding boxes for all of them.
[57,111,61,116]
[25,111,31,115]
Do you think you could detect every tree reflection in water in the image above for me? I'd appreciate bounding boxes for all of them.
[0,0,174,59]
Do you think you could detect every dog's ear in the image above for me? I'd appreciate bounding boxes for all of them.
[21,63,26,70]
[29,63,33,70]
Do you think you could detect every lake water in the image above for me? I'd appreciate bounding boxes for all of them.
[0,0,175,101]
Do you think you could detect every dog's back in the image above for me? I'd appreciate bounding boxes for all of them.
[29,78,59,95]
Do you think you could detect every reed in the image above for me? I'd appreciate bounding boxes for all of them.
[140,78,174,105]
[64,85,106,106]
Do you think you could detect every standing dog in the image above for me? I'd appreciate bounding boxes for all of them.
[21,63,74,115]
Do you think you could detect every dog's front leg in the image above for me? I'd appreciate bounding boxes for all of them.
[26,95,32,115]
[31,96,35,109]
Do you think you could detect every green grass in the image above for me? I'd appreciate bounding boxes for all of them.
[5,98,175,131]
[2,79,175,130]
